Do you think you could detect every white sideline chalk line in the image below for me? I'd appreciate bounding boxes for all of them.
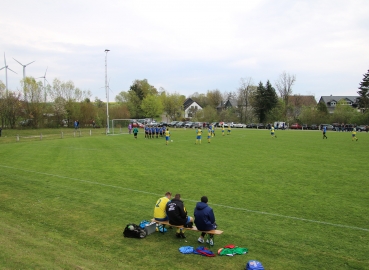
[1,164,368,232]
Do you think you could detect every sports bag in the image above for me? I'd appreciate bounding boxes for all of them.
[246,260,264,270]
[123,224,147,239]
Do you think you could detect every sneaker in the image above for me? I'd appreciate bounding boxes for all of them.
[206,238,214,246]
[198,237,204,243]
[180,232,186,239]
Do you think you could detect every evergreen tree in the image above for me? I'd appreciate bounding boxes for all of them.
[357,69,369,111]
[252,81,278,123]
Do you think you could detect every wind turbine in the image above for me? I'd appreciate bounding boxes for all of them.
[37,67,49,102]
[0,53,17,94]
[13,58,35,80]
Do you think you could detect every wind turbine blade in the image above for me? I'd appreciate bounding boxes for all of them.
[13,58,23,66]
[44,67,48,77]
[0,66,5,71]
[7,67,17,74]
[45,78,50,85]
[4,53,6,66]
[25,61,35,66]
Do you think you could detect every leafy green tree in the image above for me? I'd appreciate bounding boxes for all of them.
[252,80,278,123]
[357,69,369,111]
[198,105,218,122]
[317,101,328,115]
[116,79,157,118]
[161,91,185,121]
[206,89,223,109]
[141,94,163,119]
[331,99,359,124]
[21,77,44,128]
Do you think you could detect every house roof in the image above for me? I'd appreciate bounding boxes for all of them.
[288,95,317,107]
[183,98,202,110]
[183,98,194,110]
[217,99,237,109]
[319,96,359,105]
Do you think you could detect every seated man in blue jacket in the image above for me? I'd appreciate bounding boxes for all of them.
[194,196,217,246]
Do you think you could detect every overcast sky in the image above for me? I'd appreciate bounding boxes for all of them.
[1,0,368,102]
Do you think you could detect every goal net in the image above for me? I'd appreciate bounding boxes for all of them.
[111,119,145,135]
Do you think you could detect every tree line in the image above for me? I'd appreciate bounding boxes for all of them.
[1,69,369,129]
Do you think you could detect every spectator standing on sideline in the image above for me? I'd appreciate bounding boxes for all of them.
[128,123,132,134]
[74,120,78,130]
[0,127,2,137]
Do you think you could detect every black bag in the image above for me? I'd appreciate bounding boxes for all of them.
[185,221,193,228]
[123,224,147,239]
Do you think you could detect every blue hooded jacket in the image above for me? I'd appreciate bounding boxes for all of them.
[194,202,216,231]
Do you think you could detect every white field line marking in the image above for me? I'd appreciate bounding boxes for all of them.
[1,164,368,232]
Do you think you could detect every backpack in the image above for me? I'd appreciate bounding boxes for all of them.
[245,260,264,270]
[123,224,147,239]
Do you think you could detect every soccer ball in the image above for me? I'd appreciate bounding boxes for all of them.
[171,140,173,142]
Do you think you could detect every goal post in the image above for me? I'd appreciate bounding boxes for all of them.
[111,119,132,135]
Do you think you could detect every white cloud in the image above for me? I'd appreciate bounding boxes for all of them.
[0,0,368,100]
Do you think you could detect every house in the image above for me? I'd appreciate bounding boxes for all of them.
[216,99,238,112]
[183,98,202,118]
[318,96,359,113]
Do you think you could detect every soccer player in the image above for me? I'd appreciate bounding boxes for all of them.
[227,125,231,135]
[322,125,327,139]
[352,127,358,141]
[154,192,172,221]
[207,127,212,143]
[271,126,277,138]
[155,126,160,138]
[165,128,171,145]
[133,127,138,139]
[211,124,215,137]
[145,125,149,139]
[195,127,202,144]
[222,125,225,136]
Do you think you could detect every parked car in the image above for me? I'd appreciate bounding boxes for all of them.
[158,122,168,127]
[175,121,184,127]
[234,123,245,128]
[302,124,310,130]
[356,125,368,132]
[310,124,319,130]
[246,123,256,128]
[290,123,302,129]
[168,121,178,127]
[320,124,334,130]
[193,122,202,128]
[184,122,194,128]
[256,123,265,129]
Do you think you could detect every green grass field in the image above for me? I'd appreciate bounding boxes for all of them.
[0,128,368,269]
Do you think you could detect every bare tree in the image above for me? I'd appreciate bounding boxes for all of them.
[237,77,255,123]
[275,71,296,109]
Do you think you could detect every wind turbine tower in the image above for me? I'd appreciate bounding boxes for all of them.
[13,58,35,80]
[38,67,49,103]
[0,53,17,95]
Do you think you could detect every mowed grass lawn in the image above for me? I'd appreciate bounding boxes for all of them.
[0,128,368,270]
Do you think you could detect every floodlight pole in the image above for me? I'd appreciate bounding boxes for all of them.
[105,49,110,134]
